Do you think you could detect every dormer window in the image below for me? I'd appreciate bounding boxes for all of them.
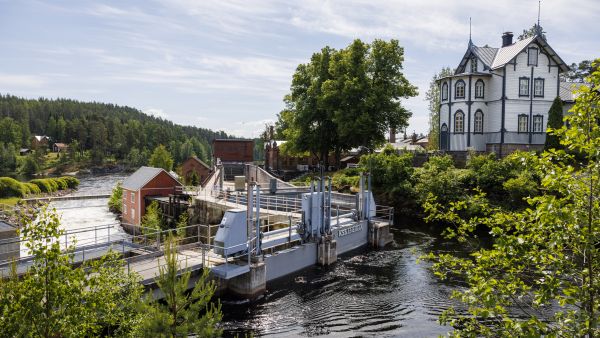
[442,82,448,101]
[455,80,465,99]
[470,58,478,73]
[527,47,538,66]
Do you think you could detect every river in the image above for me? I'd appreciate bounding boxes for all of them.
[52,174,466,337]
[220,226,467,337]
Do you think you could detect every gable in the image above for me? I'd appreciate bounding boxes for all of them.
[491,35,569,72]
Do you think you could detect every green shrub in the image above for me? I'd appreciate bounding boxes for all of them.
[0,177,28,198]
[54,177,69,190]
[30,179,55,193]
[24,182,41,195]
[108,183,123,213]
[60,176,79,189]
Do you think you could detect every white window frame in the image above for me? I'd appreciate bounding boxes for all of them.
[534,78,544,97]
[518,115,529,133]
[475,80,484,98]
[454,111,465,133]
[471,58,478,73]
[519,78,530,97]
[455,81,465,99]
[474,110,484,134]
[442,82,448,101]
[131,192,135,203]
[533,115,543,133]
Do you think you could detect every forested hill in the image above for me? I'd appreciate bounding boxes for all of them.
[0,94,228,167]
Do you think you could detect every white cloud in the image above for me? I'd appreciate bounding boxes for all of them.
[0,74,46,88]
[144,108,169,119]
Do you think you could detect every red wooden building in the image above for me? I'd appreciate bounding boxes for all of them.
[121,166,182,226]
[181,156,212,186]
[212,139,254,163]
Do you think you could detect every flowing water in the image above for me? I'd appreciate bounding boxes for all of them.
[221,226,467,337]
[45,174,468,336]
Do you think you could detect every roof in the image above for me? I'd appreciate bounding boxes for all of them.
[340,155,358,162]
[34,135,49,141]
[472,45,499,68]
[490,35,569,72]
[213,139,253,143]
[54,143,68,147]
[559,82,588,102]
[122,166,181,191]
[186,156,210,169]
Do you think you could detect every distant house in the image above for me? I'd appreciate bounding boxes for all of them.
[121,166,182,226]
[340,155,360,169]
[212,139,254,164]
[31,135,50,149]
[19,148,31,156]
[181,156,212,186]
[53,143,69,153]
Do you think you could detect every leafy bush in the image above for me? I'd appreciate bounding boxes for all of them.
[60,176,80,189]
[54,177,69,190]
[24,182,41,195]
[359,145,414,194]
[414,155,468,205]
[0,177,27,198]
[30,179,55,193]
[108,183,123,213]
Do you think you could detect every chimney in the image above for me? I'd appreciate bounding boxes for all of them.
[502,32,513,47]
[389,128,396,143]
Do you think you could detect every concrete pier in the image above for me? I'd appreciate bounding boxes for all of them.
[369,221,393,248]
[227,261,266,299]
[318,236,337,266]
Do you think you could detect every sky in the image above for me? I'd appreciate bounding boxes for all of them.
[1,0,599,138]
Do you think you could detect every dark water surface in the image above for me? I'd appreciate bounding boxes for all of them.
[221,226,466,337]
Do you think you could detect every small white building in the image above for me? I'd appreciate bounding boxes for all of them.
[438,28,572,155]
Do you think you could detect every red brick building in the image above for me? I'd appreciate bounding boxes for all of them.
[212,139,254,163]
[121,166,182,226]
[181,156,212,186]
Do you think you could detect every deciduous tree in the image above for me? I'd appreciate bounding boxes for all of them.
[149,144,174,171]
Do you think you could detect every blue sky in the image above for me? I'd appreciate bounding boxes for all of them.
[1,0,598,138]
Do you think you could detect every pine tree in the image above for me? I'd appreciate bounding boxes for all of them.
[134,236,222,337]
[544,96,564,150]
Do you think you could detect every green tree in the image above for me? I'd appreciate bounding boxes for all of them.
[142,200,162,233]
[561,60,596,83]
[126,147,146,168]
[424,59,600,337]
[108,182,123,213]
[0,143,17,175]
[134,237,222,337]
[0,117,22,147]
[279,39,417,166]
[20,154,39,176]
[544,96,564,150]
[518,23,546,40]
[149,144,174,171]
[425,67,453,150]
[0,206,144,336]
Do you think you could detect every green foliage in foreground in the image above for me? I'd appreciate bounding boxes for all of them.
[135,237,222,337]
[0,206,144,336]
[0,206,223,337]
[108,182,123,213]
[424,59,600,337]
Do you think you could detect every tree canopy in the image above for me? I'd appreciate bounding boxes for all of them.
[276,39,417,165]
[149,144,174,172]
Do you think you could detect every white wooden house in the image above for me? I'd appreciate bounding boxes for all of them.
[438,28,572,155]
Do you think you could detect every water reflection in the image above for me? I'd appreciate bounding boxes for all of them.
[221,227,468,337]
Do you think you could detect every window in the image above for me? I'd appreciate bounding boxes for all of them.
[534,78,544,97]
[474,110,484,133]
[131,192,135,203]
[471,58,478,73]
[442,82,448,101]
[533,115,543,133]
[475,80,484,98]
[131,208,135,218]
[454,111,465,133]
[518,114,528,133]
[519,77,530,97]
[527,47,538,66]
[123,208,127,215]
[455,80,465,99]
